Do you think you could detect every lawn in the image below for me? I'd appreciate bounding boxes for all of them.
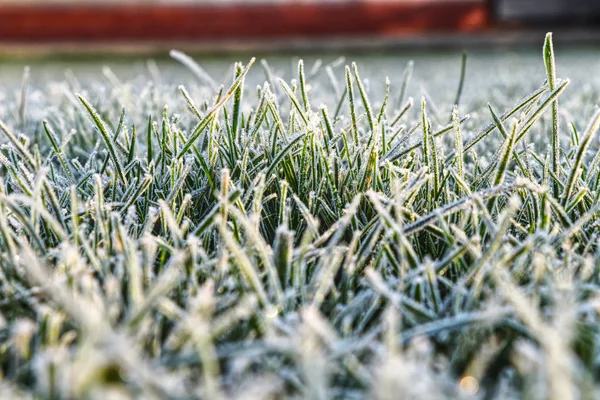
[1,34,600,399]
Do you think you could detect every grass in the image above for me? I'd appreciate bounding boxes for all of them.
[1,33,600,399]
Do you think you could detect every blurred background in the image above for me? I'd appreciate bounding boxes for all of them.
[1,0,600,109]
[0,0,599,56]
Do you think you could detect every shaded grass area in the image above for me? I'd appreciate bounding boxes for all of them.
[1,34,600,399]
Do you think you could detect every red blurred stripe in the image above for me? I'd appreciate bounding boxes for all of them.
[0,1,490,42]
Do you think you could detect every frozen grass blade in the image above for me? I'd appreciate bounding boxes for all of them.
[452,106,465,194]
[377,77,391,124]
[398,60,413,107]
[562,108,600,206]
[514,79,569,143]
[544,33,560,197]
[179,84,203,120]
[352,62,376,134]
[453,50,467,108]
[231,62,245,148]
[299,60,312,114]
[278,78,309,126]
[0,119,36,170]
[345,65,359,147]
[490,104,517,187]
[42,120,74,184]
[77,94,127,185]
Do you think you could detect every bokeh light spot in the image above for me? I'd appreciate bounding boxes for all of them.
[460,376,479,395]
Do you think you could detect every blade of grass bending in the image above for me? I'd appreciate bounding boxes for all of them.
[562,108,600,206]
[177,58,256,159]
[170,50,218,91]
[403,180,535,236]
[461,84,548,155]
[2,199,45,250]
[42,177,67,231]
[166,163,191,203]
[565,187,588,214]
[391,97,413,127]
[555,202,600,245]
[545,192,573,227]
[0,119,36,171]
[400,308,511,346]
[112,107,126,144]
[278,78,309,126]
[473,80,569,188]
[544,33,560,198]
[6,194,68,242]
[0,153,33,196]
[42,120,74,184]
[450,168,472,196]
[514,79,569,144]
[179,85,203,120]
[77,95,128,185]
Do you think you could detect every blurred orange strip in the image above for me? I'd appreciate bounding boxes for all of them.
[0,1,490,42]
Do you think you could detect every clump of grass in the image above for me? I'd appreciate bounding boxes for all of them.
[1,33,600,399]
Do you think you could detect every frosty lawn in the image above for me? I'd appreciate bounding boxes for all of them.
[0,33,599,399]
